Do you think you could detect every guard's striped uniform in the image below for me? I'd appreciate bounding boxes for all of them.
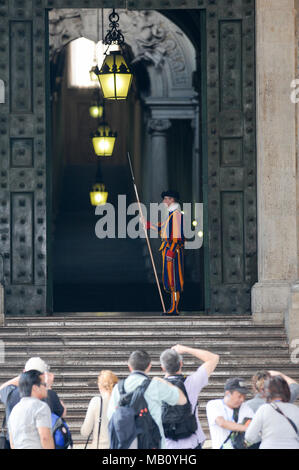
[159,208,184,294]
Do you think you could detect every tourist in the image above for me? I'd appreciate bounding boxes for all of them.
[0,357,65,448]
[107,350,187,448]
[81,370,118,448]
[8,370,54,449]
[160,344,219,449]
[206,377,254,449]
[246,370,299,413]
[245,375,299,449]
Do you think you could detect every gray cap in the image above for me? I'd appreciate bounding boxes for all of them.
[224,377,248,395]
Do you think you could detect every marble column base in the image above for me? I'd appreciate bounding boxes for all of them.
[252,281,292,324]
[285,281,299,345]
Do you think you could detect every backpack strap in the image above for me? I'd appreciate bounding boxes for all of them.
[118,373,150,396]
[118,379,126,397]
[233,407,240,423]
[137,378,151,394]
[165,375,196,414]
[96,395,103,449]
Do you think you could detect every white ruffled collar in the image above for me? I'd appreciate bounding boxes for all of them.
[168,202,180,213]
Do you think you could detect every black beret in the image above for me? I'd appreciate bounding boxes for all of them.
[161,190,180,200]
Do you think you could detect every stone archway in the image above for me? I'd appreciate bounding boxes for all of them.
[48,8,202,311]
[48,8,199,205]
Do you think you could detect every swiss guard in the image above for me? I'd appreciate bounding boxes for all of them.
[146,190,184,316]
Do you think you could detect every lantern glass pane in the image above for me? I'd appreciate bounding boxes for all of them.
[89,105,103,118]
[90,191,108,206]
[98,52,132,100]
[98,73,132,100]
[92,136,116,156]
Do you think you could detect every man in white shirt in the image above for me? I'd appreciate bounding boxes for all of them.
[8,370,54,449]
[206,377,254,449]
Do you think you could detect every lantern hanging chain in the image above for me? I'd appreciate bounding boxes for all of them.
[101,8,104,43]
[104,8,125,46]
[97,8,99,43]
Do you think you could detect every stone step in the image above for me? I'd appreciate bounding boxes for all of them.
[0,356,294,367]
[0,325,286,339]
[4,315,280,326]
[0,347,291,358]
[0,315,292,448]
[0,341,289,352]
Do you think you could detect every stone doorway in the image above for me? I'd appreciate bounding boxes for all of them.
[49,9,204,313]
[0,0,257,317]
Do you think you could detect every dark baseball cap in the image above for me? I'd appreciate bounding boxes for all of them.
[224,377,248,395]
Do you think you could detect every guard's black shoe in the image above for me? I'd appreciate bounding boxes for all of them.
[160,311,180,316]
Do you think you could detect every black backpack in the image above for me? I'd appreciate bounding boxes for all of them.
[162,375,198,441]
[108,374,161,449]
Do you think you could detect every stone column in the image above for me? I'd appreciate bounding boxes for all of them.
[148,119,171,202]
[252,0,298,324]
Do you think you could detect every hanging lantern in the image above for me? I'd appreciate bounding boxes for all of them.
[90,183,108,206]
[89,65,99,83]
[95,9,133,100]
[89,103,103,119]
[97,51,132,100]
[92,123,117,157]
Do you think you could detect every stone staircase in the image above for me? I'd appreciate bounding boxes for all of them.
[0,315,297,448]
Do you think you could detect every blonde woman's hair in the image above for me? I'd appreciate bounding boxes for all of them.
[252,370,271,394]
[97,370,118,394]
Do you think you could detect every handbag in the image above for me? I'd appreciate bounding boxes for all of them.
[221,407,254,449]
[84,395,103,449]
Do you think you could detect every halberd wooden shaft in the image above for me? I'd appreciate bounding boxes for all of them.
[127,152,166,313]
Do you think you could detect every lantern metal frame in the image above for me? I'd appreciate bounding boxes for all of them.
[94,9,133,100]
[91,100,117,157]
[90,163,108,206]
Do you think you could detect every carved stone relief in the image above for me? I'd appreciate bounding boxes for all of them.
[48,9,196,95]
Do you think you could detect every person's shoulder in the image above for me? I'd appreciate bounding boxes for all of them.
[206,399,222,408]
[282,401,299,413]
[172,209,182,218]
[150,377,171,389]
[35,398,51,413]
[0,384,17,400]
[150,377,179,398]
[46,389,60,403]
[90,395,102,406]
[240,403,254,418]
[185,365,208,387]
[249,402,268,416]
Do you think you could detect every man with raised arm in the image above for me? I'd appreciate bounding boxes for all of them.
[160,344,219,449]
